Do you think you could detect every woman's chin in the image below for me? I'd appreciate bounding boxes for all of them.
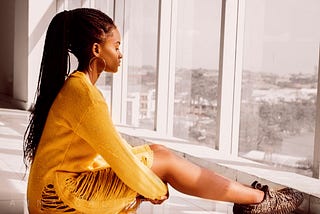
[104,69,118,73]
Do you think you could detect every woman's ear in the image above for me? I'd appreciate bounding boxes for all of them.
[91,43,100,57]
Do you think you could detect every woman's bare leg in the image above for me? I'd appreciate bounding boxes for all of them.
[150,144,264,204]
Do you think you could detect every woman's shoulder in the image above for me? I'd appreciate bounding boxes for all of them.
[47,71,108,127]
[67,71,89,87]
[56,71,105,107]
[53,72,94,106]
[63,71,93,96]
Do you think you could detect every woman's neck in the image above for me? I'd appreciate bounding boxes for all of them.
[78,68,102,85]
[85,70,99,85]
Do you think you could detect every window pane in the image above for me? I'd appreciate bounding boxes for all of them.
[125,0,159,129]
[239,0,320,177]
[173,0,221,148]
[67,0,82,9]
[94,0,114,106]
[94,0,113,13]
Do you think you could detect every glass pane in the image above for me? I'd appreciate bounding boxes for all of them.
[239,0,320,177]
[93,0,114,106]
[67,0,82,9]
[124,0,159,129]
[173,0,221,148]
[94,0,113,14]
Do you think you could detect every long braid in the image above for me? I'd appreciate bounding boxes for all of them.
[23,8,116,166]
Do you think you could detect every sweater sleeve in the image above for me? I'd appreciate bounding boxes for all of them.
[74,101,167,200]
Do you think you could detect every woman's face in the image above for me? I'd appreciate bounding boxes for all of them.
[99,28,122,73]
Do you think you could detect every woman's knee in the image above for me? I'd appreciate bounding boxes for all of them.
[150,144,167,151]
[150,144,174,159]
[150,144,176,180]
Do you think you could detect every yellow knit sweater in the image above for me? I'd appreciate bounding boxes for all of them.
[27,71,168,213]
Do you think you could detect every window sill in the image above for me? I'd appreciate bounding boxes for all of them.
[118,125,320,213]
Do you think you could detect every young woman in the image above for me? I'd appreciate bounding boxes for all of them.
[24,8,303,214]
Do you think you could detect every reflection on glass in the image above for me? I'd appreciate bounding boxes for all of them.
[125,0,159,129]
[239,0,320,177]
[173,0,221,148]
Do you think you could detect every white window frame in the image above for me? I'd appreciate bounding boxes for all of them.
[55,0,320,180]
[111,0,320,178]
[112,0,127,124]
[314,45,320,178]
[216,0,241,154]
[155,0,176,135]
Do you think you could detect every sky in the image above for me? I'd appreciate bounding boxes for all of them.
[127,0,320,74]
[243,0,320,74]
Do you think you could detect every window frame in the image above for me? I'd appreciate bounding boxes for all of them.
[111,0,320,178]
[314,46,320,178]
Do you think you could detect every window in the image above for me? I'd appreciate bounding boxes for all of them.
[239,0,320,177]
[124,0,159,129]
[52,0,320,180]
[173,0,222,148]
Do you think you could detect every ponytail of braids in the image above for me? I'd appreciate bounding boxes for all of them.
[23,11,71,166]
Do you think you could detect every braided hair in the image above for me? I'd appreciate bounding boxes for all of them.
[23,8,116,166]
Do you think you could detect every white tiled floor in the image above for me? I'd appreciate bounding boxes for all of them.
[0,108,28,214]
[0,108,233,213]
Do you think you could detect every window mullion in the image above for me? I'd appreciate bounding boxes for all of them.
[313,45,320,179]
[231,0,246,156]
[155,0,172,134]
[166,0,178,136]
[112,0,127,124]
[217,0,239,154]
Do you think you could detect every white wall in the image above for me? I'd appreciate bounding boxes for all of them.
[0,0,15,96]
[26,0,57,109]
[13,0,28,108]
[10,0,57,109]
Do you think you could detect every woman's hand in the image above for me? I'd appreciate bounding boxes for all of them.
[137,194,168,205]
[146,195,168,205]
